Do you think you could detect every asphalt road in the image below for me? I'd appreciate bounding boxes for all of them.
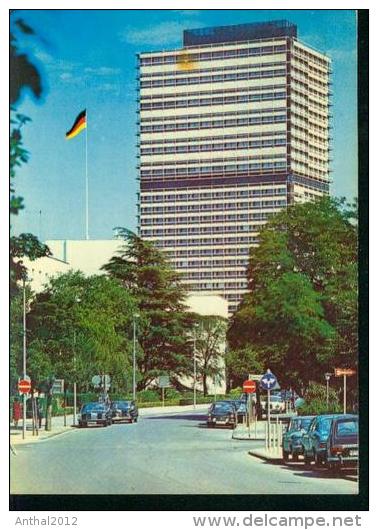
[10,409,358,495]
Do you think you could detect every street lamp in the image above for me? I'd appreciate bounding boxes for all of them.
[72,297,81,426]
[22,276,28,440]
[133,314,140,400]
[325,372,332,410]
[192,323,199,409]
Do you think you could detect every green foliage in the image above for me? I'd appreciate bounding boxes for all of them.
[10,18,50,296]
[227,387,243,398]
[26,271,138,392]
[228,197,358,392]
[136,389,160,402]
[192,315,227,395]
[296,382,342,415]
[102,229,195,389]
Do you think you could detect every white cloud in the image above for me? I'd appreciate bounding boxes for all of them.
[119,20,203,46]
[84,66,121,76]
[59,72,72,80]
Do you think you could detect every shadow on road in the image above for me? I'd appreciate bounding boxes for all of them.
[259,459,358,482]
[144,414,207,421]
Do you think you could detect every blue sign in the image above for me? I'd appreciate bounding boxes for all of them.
[260,370,277,391]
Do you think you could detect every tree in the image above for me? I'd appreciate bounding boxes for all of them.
[228,197,358,393]
[10,17,50,295]
[192,315,227,396]
[102,229,194,389]
[27,271,137,395]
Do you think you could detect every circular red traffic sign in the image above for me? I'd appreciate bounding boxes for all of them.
[18,379,31,394]
[243,380,256,393]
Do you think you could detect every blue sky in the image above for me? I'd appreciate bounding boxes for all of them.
[11,9,358,241]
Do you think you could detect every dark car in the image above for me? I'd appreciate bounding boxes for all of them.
[207,401,237,429]
[325,415,358,471]
[228,399,247,423]
[282,415,314,461]
[78,402,112,428]
[111,400,139,424]
[302,414,353,466]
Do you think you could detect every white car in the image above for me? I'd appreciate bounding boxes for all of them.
[260,395,286,414]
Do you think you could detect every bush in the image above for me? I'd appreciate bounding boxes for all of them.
[163,388,181,400]
[136,389,160,402]
[296,382,342,415]
[227,387,243,398]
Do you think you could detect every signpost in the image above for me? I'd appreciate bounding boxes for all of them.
[260,370,278,449]
[52,379,64,394]
[18,378,31,395]
[158,376,170,407]
[324,372,332,410]
[243,380,256,394]
[243,380,257,434]
[334,368,356,414]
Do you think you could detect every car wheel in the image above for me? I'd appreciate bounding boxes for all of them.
[134,417,138,423]
[315,453,323,467]
[283,450,289,462]
[304,453,312,468]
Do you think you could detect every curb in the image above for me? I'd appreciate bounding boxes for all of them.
[10,426,76,446]
[248,450,283,464]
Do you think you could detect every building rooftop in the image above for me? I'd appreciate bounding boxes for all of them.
[183,20,297,47]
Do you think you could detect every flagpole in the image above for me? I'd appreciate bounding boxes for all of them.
[85,110,89,240]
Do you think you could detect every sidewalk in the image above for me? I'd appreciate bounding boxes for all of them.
[10,414,76,448]
[232,420,266,440]
[10,403,211,449]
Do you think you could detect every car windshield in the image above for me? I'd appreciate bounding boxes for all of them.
[318,418,333,434]
[336,419,358,436]
[213,403,233,413]
[82,403,105,412]
[289,419,301,430]
[270,396,282,402]
[300,418,313,430]
[112,401,130,408]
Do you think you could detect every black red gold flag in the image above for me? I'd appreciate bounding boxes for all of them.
[66,110,86,139]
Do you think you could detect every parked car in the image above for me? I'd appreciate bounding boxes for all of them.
[207,401,237,429]
[78,402,112,428]
[269,395,286,414]
[325,415,358,471]
[282,415,314,461]
[228,399,247,423]
[302,414,352,466]
[111,400,139,423]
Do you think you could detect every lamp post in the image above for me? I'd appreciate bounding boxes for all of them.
[325,372,332,410]
[133,314,140,400]
[73,297,81,426]
[192,322,199,409]
[22,277,27,440]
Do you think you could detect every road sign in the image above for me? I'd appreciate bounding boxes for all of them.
[52,379,64,394]
[158,376,170,388]
[18,379,31,394]
[92,375,101,386]
[260,370,278,391]
[248,374,263,382]
[243,380,256,393]
[334,368,356,377]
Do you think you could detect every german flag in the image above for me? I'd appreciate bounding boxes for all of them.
[66,110,86,139]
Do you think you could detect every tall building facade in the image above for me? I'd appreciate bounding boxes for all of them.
[137,20,331,314]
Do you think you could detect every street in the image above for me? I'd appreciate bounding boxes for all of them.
[10,409,357,495]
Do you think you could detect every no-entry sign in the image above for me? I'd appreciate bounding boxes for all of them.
[18,379,31,394]
[243,380,256,393]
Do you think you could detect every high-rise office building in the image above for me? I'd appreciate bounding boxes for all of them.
[137,20,331,314]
